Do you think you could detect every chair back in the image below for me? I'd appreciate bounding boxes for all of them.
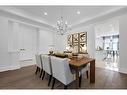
[50,56,74,85]
[41,54,52,75]
[35,54,42,69]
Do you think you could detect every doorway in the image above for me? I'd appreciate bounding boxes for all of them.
[95,20,119,71]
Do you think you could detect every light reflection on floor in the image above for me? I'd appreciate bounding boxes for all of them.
[103,54,119,71]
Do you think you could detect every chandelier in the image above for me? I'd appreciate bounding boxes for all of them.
[54,16,71,35]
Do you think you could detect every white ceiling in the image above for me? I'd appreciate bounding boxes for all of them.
[11,6,122,27]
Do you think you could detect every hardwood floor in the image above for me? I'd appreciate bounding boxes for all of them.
[0,65,127,89]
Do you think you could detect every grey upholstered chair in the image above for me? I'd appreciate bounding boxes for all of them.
[35,54,43,78]
[41,54,52,86]
[50,56,75,89]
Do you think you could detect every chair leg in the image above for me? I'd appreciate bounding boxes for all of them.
[35,67,39,74]
[42,71,45,80]
[48,75,52,86]
[38,67,40,72]
[39,69,43,78]
[52,78,56,89]
[86,71,89,79]
[79,75,82,87]
[64,85,68,89]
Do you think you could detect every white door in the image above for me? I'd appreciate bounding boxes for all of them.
[19,24,37,61]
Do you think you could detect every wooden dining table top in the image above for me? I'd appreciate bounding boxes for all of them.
[48,53,95,67]
[69,57,95,67]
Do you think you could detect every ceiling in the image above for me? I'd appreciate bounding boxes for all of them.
[11,6,122,27]
[0,6,125,29]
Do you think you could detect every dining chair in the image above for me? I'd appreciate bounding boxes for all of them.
[41,54,52,86]
[50,56,75,89]
[35,54,43,78]
[77,54,90,87]
[81,64,89,78]
[79,63,89,87]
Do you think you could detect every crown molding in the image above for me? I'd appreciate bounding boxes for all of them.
[0,6,126,31]
[0,6,54,30]
[71,7,127,30]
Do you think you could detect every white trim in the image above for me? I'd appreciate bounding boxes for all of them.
[0,9,53,31]
[0,60,35,72]
[72,7,127,29]
[0,65,20,72]
[96,65,127,74]
[0,6,52,27]
[118,67,127,74]
[19,59,35,68]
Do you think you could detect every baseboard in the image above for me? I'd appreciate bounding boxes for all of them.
[19,59,35,68]
[0,59,35,72]
[96,66,127,74]
[0,65,20,72]
[118,67,127,74]
[19,59,33,62]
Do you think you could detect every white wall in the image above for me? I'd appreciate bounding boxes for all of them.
[1,8,127,74]
[68,13,127,74]
[93,14,127,74]
[0,17,20,72]
[8,21,19,52]
[53,33,67,51]
[18,23,38,61]
[119,14,127,73]
[53,13,127,74]
[68,25,95,58]
[39,29,54,54]
[95,20,119,38]
[0,17,10,71]
[0,16,54,72]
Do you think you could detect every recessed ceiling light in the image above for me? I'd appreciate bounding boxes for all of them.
[77,11,80,15]
[44,12,48,15]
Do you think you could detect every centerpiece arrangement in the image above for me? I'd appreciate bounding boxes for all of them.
[49,50,54,55]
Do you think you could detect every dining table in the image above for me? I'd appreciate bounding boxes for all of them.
[69,56,95,89]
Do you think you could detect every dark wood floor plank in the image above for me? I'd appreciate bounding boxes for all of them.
[0,65,127,89]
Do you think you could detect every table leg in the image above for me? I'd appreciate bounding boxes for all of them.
[75,68,79,89]
[90,60,95,83]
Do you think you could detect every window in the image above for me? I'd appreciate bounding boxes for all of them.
[103,35,119,51]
